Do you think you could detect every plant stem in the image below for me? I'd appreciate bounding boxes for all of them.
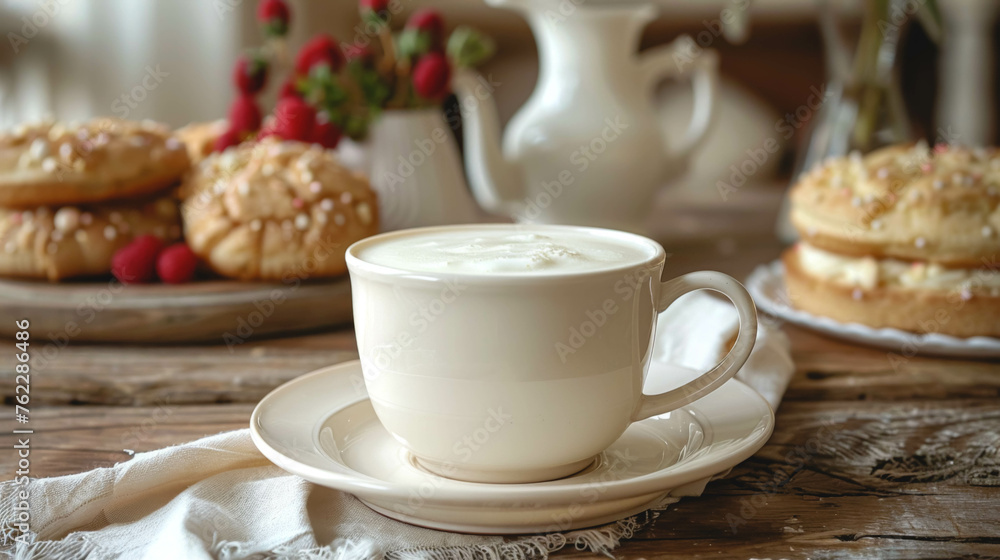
[851,0,889,150]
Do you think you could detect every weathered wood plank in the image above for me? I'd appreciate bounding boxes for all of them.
[6,322,998,407]
[0,330,359,405]
[554,540,1000,560]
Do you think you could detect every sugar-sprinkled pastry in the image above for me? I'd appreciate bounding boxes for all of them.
[181,138,378,280]
[175,119,229,165]
[783,143,1000,338]
[0,118,190,207]
[0,196,181,281]
[790,142,1000,267]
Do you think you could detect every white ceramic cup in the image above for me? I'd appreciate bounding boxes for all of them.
[346,224,757,483]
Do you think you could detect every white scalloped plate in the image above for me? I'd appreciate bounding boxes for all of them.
[746,260,1000,359]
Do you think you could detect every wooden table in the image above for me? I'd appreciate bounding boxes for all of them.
[3,193,999,559]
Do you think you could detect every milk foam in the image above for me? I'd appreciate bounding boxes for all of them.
[358,227,655,275]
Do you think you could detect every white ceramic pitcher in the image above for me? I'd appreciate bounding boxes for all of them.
[452,0,719,231]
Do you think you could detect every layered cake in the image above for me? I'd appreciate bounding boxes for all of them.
[784,143,1000,338]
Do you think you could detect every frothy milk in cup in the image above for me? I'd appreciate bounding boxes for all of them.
[346,224,757,483]
[357,230,656,275]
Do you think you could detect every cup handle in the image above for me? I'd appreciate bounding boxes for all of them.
[631,271,758,421]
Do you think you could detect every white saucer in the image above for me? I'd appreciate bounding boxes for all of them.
[747,260,1000,359]
[250,360,774,534]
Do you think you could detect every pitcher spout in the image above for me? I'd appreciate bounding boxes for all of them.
[452,70,524,218]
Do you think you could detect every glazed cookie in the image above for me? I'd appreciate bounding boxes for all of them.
[0,118,190,207]
[175,119,228,165]
[0,196,182,281]
[182,138,378,280]
[790,143,1000,267]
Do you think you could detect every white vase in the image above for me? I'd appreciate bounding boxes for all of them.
[366,109,482,231]
[335,137,370,174]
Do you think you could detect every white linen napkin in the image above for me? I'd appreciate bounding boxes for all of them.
[1,293,792,559]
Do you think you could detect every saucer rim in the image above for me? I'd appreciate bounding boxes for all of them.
[250,360,774,504]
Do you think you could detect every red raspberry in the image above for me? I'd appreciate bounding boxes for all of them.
[257,0,290,35]
[360,0,390,18]
[111,235,163,284]
[412,52,451,99]
[272,97,316,141]
[279,78,301,99]
[256,121,277,141]
[406,9,445,48]
[214,127,242,153]
[233,55,268,95]
[295,35,344,74]
[156,243,199,284]
[311,118,342,149]
[344,44,374,65]
[228,95,262,136]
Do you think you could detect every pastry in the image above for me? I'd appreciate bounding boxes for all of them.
[181,138,378,280]
[783,243,1000,338]
[0,118,190,207]
[175,119,228,165]
[790,143,1000,267]
[0,196,182,281]
[784,143,1000,338]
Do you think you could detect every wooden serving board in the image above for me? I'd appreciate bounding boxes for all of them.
[0,276,353,344]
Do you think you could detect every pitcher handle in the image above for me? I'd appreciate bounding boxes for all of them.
[639,35,719,163]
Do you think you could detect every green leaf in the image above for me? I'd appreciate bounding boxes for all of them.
[344,114,369,140]
[261,19,288,38]
[913,0,942,43]
[447,26,495,69]
[361,10,388,29]
[300,65,350,110]
[397,28,431,60]
[348,61,391,107]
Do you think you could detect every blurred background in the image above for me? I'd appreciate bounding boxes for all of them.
[0,0,996,205]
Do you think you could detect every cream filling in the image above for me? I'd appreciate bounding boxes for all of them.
[796,243,1000,291]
